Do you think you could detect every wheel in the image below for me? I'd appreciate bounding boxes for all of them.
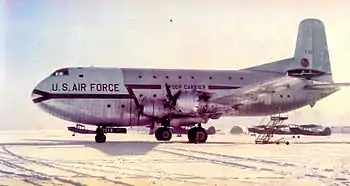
[187,127,208,143]
[187,127,197,143]
[155,127,172,141]
[95,133,106,143]
[196,127,208,143]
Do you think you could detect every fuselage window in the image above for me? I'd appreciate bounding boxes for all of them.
[107,104,111,108]
[79,74,84,78]
[209,76,212,80]
[138,75,142,79]
[121,104,125,108]
[153,76,157,79]
[178,76,182,79]
[191,76,194,79]
[165,76,169,79]
[153,94,157,98]
[240,77,244,80]
[228,77,232,80]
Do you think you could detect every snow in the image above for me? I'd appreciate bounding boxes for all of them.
[0,130,349,186]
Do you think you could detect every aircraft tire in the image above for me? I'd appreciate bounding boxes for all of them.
[155,127,172,141]
[187,128,197,143]
[196,127,208,143]
[95,133,106,143]
[187,127,208,143]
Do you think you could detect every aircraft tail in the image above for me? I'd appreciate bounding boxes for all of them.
[243,18,333,83]
[293,18,333,82]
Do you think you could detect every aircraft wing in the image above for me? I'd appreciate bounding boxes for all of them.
[210,76,303,106]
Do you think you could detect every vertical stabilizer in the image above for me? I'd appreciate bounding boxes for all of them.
[294,19,333,82]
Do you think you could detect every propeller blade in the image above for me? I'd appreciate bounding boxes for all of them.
[137,111,140,126]
[165,83,172,99]
[125,85,141,109]
[172,90,182,106]
[149,120,156,134]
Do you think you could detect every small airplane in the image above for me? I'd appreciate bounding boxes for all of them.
[289,124,331,136]
[31,18,350,143]
[248,124,331,136]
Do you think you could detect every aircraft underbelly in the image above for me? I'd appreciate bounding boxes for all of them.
[37,99,150,126]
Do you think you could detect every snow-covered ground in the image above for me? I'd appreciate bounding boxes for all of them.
[0,130,349,186]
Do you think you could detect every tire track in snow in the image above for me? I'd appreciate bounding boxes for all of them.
[168,147,296,167]
[166,147,349,184]
[1,145,133,186]
[154,148,287,175]
[40,154,205,185]
[1,145,203,185]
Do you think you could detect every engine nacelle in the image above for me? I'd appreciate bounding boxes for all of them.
[175,91,208,114]
[141,99,170,117]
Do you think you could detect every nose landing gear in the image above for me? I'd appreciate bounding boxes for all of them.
[95,126,106,143]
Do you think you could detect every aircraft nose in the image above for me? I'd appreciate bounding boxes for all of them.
[31,89,35,99]
[31,85,39,103]
[31,82,46,104]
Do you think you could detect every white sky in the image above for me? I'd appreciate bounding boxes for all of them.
[2,0,350,130]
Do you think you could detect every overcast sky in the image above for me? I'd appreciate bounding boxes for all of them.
[2,0,350,130]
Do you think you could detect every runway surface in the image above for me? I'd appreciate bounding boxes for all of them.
[0,130,349,186]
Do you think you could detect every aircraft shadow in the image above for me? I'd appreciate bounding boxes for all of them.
[0,138,251,157]
[0,139,160,156]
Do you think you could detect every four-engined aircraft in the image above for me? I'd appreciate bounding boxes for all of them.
[31,19,349,143]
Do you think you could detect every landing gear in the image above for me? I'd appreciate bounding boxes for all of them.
[155,116,172,141]
[187,124,208,143]
[155,127,172,141]
[95,126,106,143]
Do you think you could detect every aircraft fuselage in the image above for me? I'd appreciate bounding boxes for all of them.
[32,67,336,127]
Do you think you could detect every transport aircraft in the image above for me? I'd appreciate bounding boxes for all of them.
[31,18,350,143]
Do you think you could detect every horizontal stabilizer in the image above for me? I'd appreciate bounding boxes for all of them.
[304,82,350,90]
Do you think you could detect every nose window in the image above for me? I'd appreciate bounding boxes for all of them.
[51,68,69,76]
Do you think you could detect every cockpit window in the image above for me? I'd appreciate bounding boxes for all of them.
[51,68,69,76]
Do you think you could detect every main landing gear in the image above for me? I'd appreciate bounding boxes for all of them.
[155,117,172,141]
[155,127,172,141]
[154,117,208,144]
[187,124,208,143]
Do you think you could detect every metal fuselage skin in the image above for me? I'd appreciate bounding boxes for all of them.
[31,67,336,127]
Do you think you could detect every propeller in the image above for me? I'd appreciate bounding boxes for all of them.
[149,84,182,133]
[125,86,144,127]
[129,84,183,134]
